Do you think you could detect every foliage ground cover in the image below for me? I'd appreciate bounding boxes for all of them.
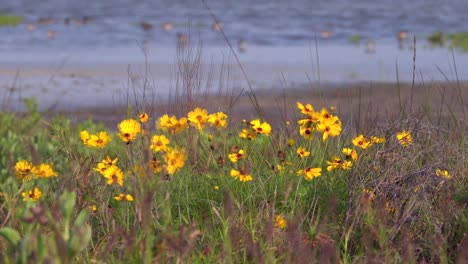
[0,87,467,263]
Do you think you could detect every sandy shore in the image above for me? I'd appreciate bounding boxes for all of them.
[26,80,465,130]
[1,45,467,127]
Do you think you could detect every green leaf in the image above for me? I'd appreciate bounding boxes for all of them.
[60,191,76,223]
[0,227,21,246]
[67,225,92,257]
[74,209,89,227]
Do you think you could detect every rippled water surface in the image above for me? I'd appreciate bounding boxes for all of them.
[2,0,468,50]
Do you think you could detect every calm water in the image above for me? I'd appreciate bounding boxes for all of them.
[1,0,468,50]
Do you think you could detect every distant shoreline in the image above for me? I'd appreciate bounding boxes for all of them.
[22,80,465,130]
[1,44,467,125]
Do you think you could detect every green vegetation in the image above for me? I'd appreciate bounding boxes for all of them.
[0,13,23,27]
[427,31,468,52]
[348,34,362,45]
[0,82,466,263]
[427,31,445,47]
[450,32,468,52]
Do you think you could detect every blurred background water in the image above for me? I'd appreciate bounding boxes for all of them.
[1,0,468,50]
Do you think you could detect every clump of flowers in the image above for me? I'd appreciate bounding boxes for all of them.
[114,193,134,201]
[239,128,257,140]
[297,167,322,180]
[32,163,58,178]
[274,215,288,229]
[22,187,42,202]
[230,169,253,182]
[208,112,228,129]
[326,156,352,171]
[371,136,386,144]
[436,168,451,179]
[80,130,112,148]
[239,119,272,140]
[157,114,188,134]
[296,102,342,141]
[94,156,124,186]
[396,130,413,146]
[118,119,142,143]
[15,160,58,181]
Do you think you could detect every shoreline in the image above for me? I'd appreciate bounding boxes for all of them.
[27,80,466,129]
[1,44,467,124]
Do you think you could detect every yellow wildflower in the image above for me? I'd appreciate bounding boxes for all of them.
[250,119,272,135]
[228,149,245,163]
[164,148,186,175]
[81,130,111,148]
[287,138,295,147]
[396,130,413,147]
[94,156,118,175]
[150,135,170,153]
[317,117,342,141]
[342,148,358,161]
[208,112,228,129]
[436,168,451,179]
[326,156,352,171]
[297,167,322,180]
[15,160,33,180]
[274,215,288,229]
[32,163,58,178]
[88,204,97,213]
[158,115,188,134]
[318,108,333,123]
[352,135,372,149]
[139,113,149,123]
[297,102,315,116]
[296,147,310,158]
[299,126,314,140]
[188,107,209,130]
[80,130,90,145]
[214,185,219,191]
[118,119,141,143]
[158,114,177,129]
[371,136,386,144]
[114,194,134,201]
[230,169,253,182]
[239,128,257,140]
[272,163,285,173]
[103,165,124,186]
[22,187,42,202]
[89,131,111,148]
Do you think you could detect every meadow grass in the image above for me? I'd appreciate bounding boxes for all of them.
[0,76,467,263]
